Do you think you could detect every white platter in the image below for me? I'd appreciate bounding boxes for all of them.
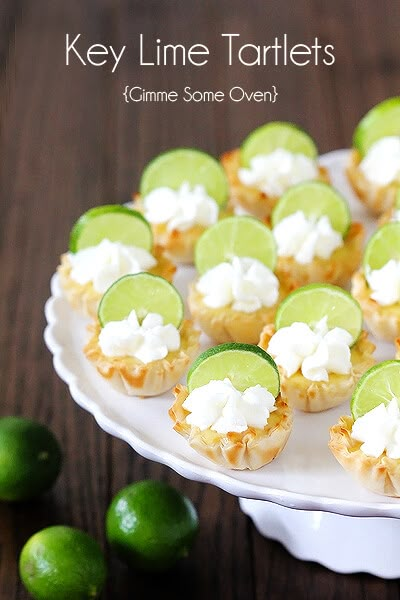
[44,150,400,577]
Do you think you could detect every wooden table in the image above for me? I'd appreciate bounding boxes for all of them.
[1,1,399,597]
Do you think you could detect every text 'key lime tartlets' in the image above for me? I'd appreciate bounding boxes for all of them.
[188,216,289,344]
[169,343,292,470]
[221,121,329,219]
[351,222,400,341]
[58,205,176,317]
[259,284,375,412]
[271,181,364,288]
[329,361,400,497]
[347,97,400,215]
[84,273,200,396]
[134,148,229,263]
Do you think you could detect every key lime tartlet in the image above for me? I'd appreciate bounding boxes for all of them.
[169,343,292,470]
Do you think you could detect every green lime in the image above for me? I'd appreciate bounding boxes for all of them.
[106,480,199,572]
[353,97,400,157]
[240,121,318,167]
[139,148,228,207]
[363,222,400,271]
[69,205,152,253]
[351,361,400,420]
[98,273,184,328]
[271,181,350,236]
[19,526,107,600]
[194,215,276,275]
[187,343,280,396]
[274,283,362,345]
[0,417,62,502]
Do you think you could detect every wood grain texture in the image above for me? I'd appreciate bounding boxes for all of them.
[1,1,400,598]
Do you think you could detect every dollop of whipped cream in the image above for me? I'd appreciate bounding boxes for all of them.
[143,181,219,232]
[99,310,180,363]
[360,136,400,186]
[182,378,276,434]
[366,259,400,306]
[69,239,156,293]
[267,316,352,381]
[196,256,279,313]
[352,398,400,458]
[273,211,343,265]
[238,149,318,197]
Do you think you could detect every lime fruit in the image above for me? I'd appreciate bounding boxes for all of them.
[106,480,199,572]
[139,148,228,207]
[69,205,152,253]
[363,222,400,271]
[271,181,351,236]
[187,343,280,396]
[0,417,62,502]
[274,283,362,345]
[353,97,400,157]
[351,361,400,420]
[240,121,318,167]
[98,273,184,328]
[194,215,276,275]
[19,526,107,600]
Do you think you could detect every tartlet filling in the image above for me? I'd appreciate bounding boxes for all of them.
[359,136,400,186]
[352,399,400,458]
[365,259,400,306]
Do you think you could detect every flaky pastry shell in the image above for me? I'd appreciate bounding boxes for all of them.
[346,149,398,216]
[259,325,375,412]
[187,279,292,344]
[274,222,364,289]
[84,320,200,397]
[329,415,400,497]
[220,148,330,219]
[169,385,292,470]
[351,270,400,341]
[58,245,176,318]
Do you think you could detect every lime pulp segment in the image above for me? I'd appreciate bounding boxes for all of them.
[240,121,318,167]
[187,343,280,396]
[351,361,400,420]
[363,222,400,271]
[194,216,277,275]
[353,97,400,157]
[139,148,228,207]
[69,205,153,253]
[274,283,363,345]
[98,273,184,328]
[271,181,351,236]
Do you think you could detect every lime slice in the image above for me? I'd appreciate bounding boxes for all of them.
[69,205,152,253]
[271,181,351,236]
[353,97,400,157]
[98,273,183,328]
[194,216,276,275]
[187,343,280,396]
[139,148,228,207]
[275,283,362,345]
[363,222,400,271]
[351,361,400,420]
[240,121,318,167]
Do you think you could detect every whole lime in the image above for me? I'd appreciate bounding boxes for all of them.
[106,480,199,571]
[0,417,62,501]
[19,525,107,600]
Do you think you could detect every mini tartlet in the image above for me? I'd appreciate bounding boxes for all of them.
[169,344,292,470]
[221,121,329,219]
[133,148,229,263]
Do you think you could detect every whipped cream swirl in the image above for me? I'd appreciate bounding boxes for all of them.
[352,399,400,459]
[267,316,352,382]
[359,136,400,186]
[183,378,276,434]
[99,310,180,363]
[366,259,400,306]
[238,149,318,197]
[196,256,279,313]
[143,181,219,232]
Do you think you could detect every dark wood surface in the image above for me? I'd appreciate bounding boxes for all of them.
[1,1,400,598]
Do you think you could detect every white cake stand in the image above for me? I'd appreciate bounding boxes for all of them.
[44,150,400,579]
